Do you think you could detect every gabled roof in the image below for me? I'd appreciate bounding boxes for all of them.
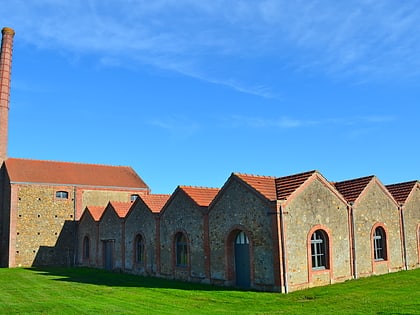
[4,158,149,189]
[109,201,132,218]
[234,173,277,201]
[86,206,105,221]
[179,186,220,207]
[275,170,317,200]
[139,194,171,213]
[333,175,375,203]
[386,181,419,205]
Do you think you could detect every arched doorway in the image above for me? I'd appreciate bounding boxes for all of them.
[234,231,251,288]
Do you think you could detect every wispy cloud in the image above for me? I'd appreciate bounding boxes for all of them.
[3,1,420,92]
[148,115,200,139]
[226,114,395,129]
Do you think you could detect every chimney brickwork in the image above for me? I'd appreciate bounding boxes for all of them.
[0,27,15,163]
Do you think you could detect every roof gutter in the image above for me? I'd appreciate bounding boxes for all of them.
[9,181,149,191]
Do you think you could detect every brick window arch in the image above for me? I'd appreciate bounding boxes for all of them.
[134,234,145,265]
[310,229,329,270]
[373,226,387,261]
[175,232,189,267]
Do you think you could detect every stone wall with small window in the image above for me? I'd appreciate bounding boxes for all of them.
[80,189,147,218]
[282,177,351,291]
[159,190,206,281]
[352,182,403,277]
[124,201,158,275]
[13,184,75,267]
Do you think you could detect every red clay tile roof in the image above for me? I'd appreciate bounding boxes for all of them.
[179,186,220,207]
[5,158,149,189]
[386,181,418,204]
[234,173,277,201]
[275,170,317,200]
[86,206,105,221]
[110,201,132,218]
[140,194,171,213]
[333,175,374,203]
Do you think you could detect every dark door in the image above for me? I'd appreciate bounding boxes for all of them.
[234,231,251,288]
[103,240,113,271]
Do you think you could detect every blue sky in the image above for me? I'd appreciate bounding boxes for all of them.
[1,1,419,193]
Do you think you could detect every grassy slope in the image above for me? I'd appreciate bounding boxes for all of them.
[0,267,418,314]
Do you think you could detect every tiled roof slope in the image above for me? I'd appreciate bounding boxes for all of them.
[180,186,220,207]
[333,175,374,203]
[275,170,317,200]
[110,202,132,218]
[235,173,277,201]
[140,194,171,213]
[4,158,148,189]
[386,181,418,204]
[86,206,105,221]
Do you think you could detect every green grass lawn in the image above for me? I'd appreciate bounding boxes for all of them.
[0,267,418,314]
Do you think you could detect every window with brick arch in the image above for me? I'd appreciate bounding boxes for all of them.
[373,226,387,261]
[310,229,329,269]
[135,234,145,265]
[175,232,188,267]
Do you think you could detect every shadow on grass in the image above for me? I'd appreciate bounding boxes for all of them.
[26,267,241,292]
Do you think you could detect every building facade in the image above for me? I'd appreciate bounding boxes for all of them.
[76,171,419,293]
[0,27,419,293]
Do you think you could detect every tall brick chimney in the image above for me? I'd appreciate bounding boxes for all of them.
[0,27,15,163]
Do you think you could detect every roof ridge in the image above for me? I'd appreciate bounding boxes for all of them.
[234,172,276,179]
[334,175,375,184]
[276,169,317,180]
[179,185,220,190]
[7,157,132,168]
[386,180,418,187]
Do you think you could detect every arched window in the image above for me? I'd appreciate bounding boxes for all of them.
[83,236,90,259]
[175,232,188,267]
[135,234,145,265]
[310,230,329,269]
[373,226,387,261]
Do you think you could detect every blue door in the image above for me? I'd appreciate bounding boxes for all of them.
[234,231,251,288]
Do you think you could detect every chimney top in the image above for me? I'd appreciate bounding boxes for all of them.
[2,27,15,36]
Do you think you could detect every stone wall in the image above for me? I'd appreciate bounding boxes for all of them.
[208,177,278,290]
[14,184,75,267]
[80,189,146,218]
[124,201,158,275]
[403,183,420,269]
[353,182,403,277]
[77,212,98,267]
[98,206,124,270]
[282,177,351,291]
[159,190,206,281]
